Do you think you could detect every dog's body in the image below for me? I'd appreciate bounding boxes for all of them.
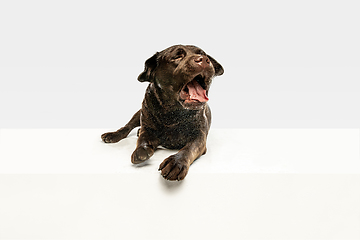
[101,45,223,180]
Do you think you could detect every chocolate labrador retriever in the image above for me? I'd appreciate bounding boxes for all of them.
[101,45,224,181]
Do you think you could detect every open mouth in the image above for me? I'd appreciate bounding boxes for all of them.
[180,74,209,104]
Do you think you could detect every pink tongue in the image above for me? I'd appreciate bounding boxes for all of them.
[187,80,209,102]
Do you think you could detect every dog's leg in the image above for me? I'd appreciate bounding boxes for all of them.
[131,127,159,164]
[159,132,207,181]
[101,110,141,143]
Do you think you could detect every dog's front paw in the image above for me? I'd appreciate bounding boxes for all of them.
[131,146,154,164]
[101,129,127,143]
[159,155,189,181]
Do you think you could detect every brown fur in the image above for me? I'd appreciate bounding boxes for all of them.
[101,45,224,181]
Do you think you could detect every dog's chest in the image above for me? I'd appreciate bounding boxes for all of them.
[158,124,200,149]
[158,109,198,126]
[155,111,203,149]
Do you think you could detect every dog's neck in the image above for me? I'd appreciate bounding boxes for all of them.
[147,83,189,111]
[143,83,204,124]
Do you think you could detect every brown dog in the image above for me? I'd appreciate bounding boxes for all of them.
[101,45,224,181]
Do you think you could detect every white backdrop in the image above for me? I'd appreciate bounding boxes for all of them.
[1,0,359,128]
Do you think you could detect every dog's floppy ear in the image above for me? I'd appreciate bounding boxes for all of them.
[138,52,159,82]
[208,55,224,76]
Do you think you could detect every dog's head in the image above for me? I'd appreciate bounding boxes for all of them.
[138,45,224,110]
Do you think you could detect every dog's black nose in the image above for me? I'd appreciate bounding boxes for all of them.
[194,56,210,67]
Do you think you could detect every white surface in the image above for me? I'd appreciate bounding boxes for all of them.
[0,129,359,239]
[0,128,359,174]
[0,174,359,240]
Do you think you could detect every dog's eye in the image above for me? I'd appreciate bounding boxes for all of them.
[195,49,206,56]
[172,54,184,60]
[172,55,183,60]
[171,49,186,60]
